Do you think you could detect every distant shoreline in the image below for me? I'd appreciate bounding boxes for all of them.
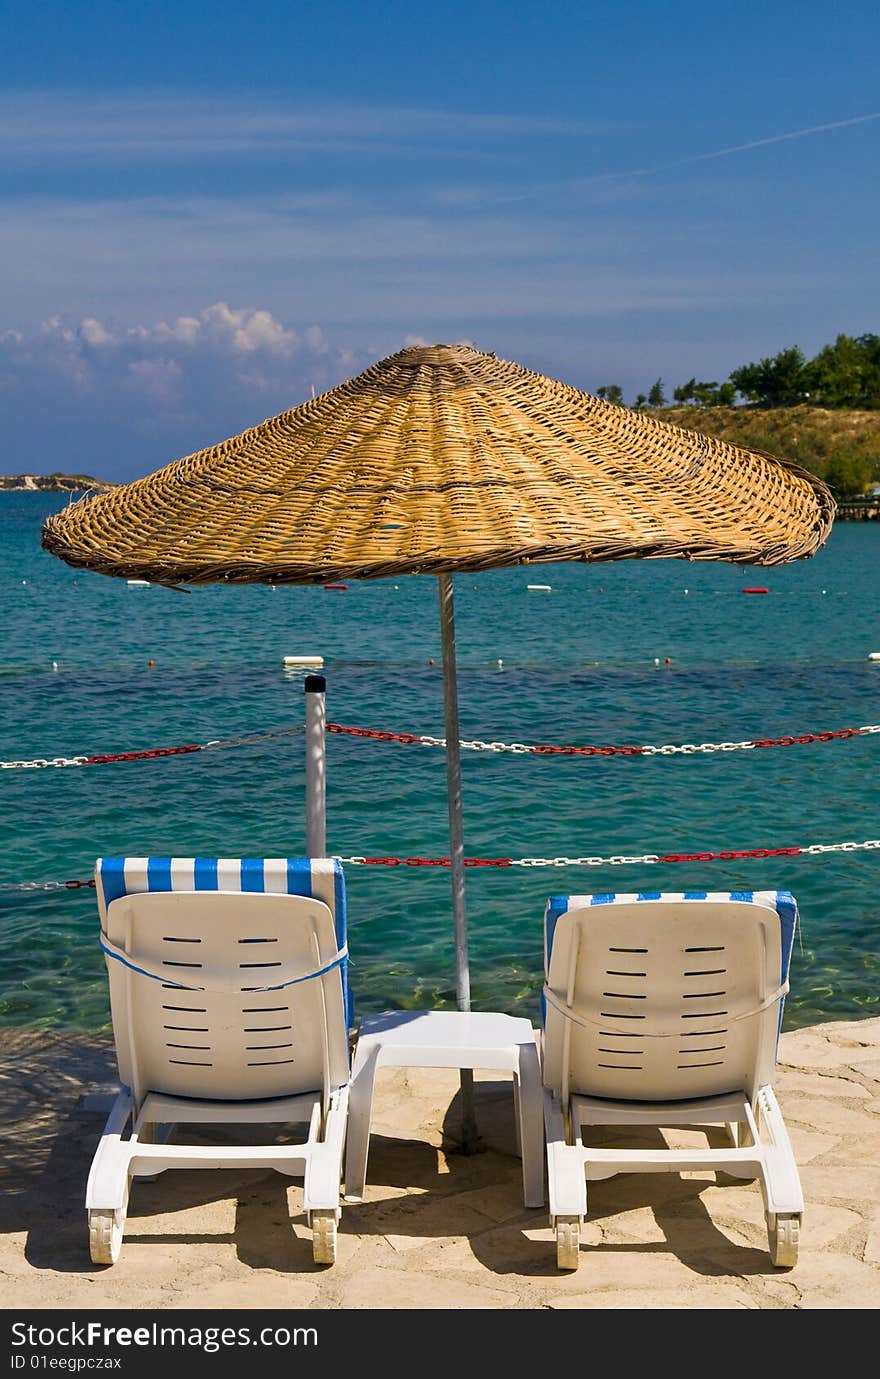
[0,473,116,493]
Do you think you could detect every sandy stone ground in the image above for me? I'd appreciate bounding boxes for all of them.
[1,1017,879,1310]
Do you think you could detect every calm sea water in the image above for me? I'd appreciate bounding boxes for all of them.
[1,492,878,1033]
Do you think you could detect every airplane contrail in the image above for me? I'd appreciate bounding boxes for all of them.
[485,110,880,205]
[650,110,880,175]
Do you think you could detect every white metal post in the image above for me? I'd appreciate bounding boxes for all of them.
[305,674,327,858]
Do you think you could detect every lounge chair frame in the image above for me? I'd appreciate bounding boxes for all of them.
[541,891,804,1270]
[86,857,351,1266]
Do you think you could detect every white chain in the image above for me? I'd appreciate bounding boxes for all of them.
[510,854,662,867]
[0,756,89,770]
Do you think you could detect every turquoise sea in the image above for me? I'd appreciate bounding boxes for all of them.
[1,492,878,1034]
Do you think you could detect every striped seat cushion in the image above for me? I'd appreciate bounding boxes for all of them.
[96,857,351,1025]
[543,889,798,1037]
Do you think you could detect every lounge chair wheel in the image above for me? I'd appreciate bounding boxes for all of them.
[88,1208,124,1265]
[555,1215,581,1270]
[311,1210,337,1265]
[767,1212,800,1268]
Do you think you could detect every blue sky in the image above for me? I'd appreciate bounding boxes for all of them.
[2,0,878,479]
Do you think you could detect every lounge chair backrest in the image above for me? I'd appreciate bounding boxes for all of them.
[543,890,797,1104]
[95,857,350,1106]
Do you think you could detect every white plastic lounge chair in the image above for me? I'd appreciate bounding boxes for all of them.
[86,857,351,1266]
[542,889,803,1271]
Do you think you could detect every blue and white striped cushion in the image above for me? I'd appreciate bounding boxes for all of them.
[95,857,351,1024]
[543,889,798,1036]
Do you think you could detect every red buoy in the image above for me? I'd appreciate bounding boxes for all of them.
[324,583,349,591]
[742,587,769,595]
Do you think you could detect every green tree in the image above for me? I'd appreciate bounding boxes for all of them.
[672,378,736,407]
[633,393,648,410]
[808,334,880,409]
[596,384,624,405]
[647,378,666,407]
[730,346,808,407]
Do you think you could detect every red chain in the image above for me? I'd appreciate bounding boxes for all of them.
[660,847,803,863]
[84,744,202,765]
[750,730,860,748]
[359,856,514,868]
[531,744,644,756]
[326,724,421,745]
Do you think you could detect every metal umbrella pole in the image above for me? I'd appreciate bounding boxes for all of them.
[438,573,478,1151]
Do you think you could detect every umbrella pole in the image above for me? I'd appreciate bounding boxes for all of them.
[438,573,478,1152]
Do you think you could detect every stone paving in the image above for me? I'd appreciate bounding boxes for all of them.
[1,1017,878,1309]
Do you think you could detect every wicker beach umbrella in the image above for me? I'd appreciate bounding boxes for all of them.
[42,343,834,1141]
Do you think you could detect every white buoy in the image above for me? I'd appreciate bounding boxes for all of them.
[527,584,552,593]
[654,657,660,666]
[127,579,151,587]
[497,658,504,668]
[869,652,880,662]
[52,661,59,672]
[283,655,324,668]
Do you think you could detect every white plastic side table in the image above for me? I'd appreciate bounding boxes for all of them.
[343,1010,544,1207]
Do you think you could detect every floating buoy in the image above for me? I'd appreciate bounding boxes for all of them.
[527,584,552,593]
[52,661,59,672]
[283,655,324,668]
[742,587,769,595]
[869,652,880,662]
[497,658,504,668]
[324,583,348,591]
[148,660,155,667]
[127,579,150,587]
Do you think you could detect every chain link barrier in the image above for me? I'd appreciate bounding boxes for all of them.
[3,839,879,894]
[327,722,880,758]
[2,721,877,771]
[0,725,304,770]
[336,840,880,868]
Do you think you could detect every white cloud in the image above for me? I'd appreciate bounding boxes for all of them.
[200,303,298,355]
[152,315,201,344]
[79,317,113,346]
[0,94,596,164]
[36,302,312,365]
[0,302,365,478]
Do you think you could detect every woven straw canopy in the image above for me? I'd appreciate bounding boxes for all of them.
[42,344,834,583]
